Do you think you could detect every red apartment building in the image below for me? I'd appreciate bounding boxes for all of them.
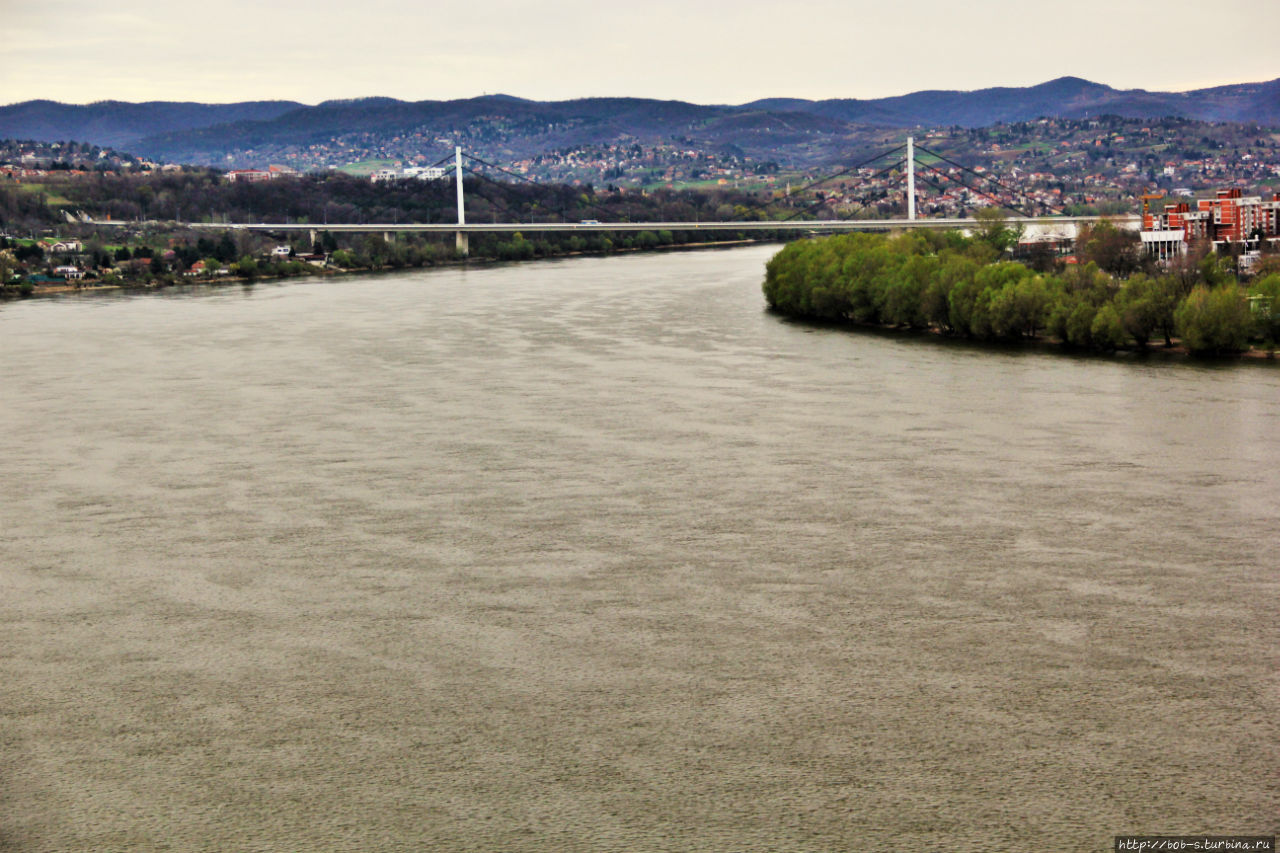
[1141,189,1280,260]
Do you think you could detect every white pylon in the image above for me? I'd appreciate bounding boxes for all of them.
[455,146,465,226]
[455,146,468,256]
[907,136,916,221]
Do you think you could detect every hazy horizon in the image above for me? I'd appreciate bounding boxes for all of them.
[3,73,1277,110]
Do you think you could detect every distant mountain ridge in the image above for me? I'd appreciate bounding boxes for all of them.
[0,99,304,149]
[744,77,1280,127]
[1,78,1276,166]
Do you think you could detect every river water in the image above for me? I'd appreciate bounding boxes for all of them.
[1,245,1276,851]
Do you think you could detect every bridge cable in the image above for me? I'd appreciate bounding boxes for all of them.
[913,161,1035,219]
[730,143,907,221]
[914,144,1062,216]
[779,156,914,222]
[911,160,1039,219]
[441,160,557,223]
[463,161,603,224]
[459,165,542,224]
[462,163,629,229]
[463,153,624,222]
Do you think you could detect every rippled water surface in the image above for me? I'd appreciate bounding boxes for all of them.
[2,246,1277,851]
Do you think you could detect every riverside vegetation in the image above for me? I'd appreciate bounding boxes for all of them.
[763,219,1280,357]
[0,166,788,295]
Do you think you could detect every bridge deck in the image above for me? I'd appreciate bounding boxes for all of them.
[111,216,1136,234]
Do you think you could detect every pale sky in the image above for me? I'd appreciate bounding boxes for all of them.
[2,0,1278,106]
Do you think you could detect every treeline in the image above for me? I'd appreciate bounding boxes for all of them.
[763,230,1280,356]
[0,224,761,297]
[301,228,753,269]
[0,169,776,232]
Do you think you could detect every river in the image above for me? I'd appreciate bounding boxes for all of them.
[1,245,1276,851]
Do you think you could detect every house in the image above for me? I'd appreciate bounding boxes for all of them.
[270,245,292,257]
[42,238,83,254]
[54,265,84,280]
[227,169,271,183]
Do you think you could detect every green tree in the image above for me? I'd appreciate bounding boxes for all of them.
[973,207,1020,253]
[234,255,258,280]
[215,231,238,263]
[1114,273,1174,347]
[1175,286,1251,355]
[1048,294,1099,349]
[988,275,1052,338]
[882,253,936,328]
[1198,253,1233,288]
[1089,304,1127,351]
[1076,221,1142,277]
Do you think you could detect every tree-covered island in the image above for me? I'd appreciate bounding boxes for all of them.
[763,216,1280,357]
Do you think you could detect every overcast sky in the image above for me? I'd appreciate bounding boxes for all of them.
[3,0,1278,106]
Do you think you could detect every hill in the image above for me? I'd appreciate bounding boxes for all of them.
[1,78,1276,172]
[748,77,1280,127]
[0,100,304,149]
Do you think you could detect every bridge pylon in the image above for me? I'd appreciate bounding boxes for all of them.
[455,145,468,257]
[907,137,916,221]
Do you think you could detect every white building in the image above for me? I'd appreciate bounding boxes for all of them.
[403,166,447,180]
[373,166,447,183]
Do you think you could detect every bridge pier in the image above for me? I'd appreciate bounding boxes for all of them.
[309,229,316,248]
[455,231,469,257]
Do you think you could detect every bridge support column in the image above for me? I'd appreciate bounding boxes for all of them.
[455,145,468,257]
[309,228,316,248]
[907,136,916,221]
[384,231,393,243]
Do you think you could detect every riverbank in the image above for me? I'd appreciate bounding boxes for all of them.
[774,310,1280,362]
[5,238,768,301]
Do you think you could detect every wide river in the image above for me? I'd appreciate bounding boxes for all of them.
[1,245,1276,852]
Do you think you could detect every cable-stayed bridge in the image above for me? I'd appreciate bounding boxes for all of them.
[211,217,1134,234]
[92,141,1140,253]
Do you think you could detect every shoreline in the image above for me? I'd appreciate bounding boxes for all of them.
[17,246,1275,364]
[772,311,1280,363]
[4,238,767,301]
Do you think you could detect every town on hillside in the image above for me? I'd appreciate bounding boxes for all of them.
[2,116,1280,297]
